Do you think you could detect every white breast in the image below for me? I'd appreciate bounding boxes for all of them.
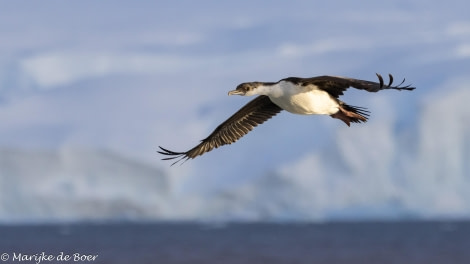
[266,81,339,115]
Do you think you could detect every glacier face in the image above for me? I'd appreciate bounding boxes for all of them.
[0,148,169,222]
[0,0,470,222]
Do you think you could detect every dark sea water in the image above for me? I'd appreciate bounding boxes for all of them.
[1,221,469,264]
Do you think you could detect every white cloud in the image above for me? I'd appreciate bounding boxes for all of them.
[19,51,205,88]
[447,21,470,37]
[278,38,372,58]
[455,44,470,57]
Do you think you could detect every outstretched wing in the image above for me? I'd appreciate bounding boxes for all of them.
[158,95,282,165]
[283,73,415,99]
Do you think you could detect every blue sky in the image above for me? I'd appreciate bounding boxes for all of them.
[0,0,469,222]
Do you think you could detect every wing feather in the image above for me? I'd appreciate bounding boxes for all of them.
[283,73,415,98]
[158,95,282,165]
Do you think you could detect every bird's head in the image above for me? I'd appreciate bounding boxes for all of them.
[228,82,264,96]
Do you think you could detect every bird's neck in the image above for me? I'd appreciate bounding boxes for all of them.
[253,82,284,97]
[254,81,305,98]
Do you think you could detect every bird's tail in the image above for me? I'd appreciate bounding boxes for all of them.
[330,103,370,126]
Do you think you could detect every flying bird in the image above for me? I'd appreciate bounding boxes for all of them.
[159,73,415,165]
